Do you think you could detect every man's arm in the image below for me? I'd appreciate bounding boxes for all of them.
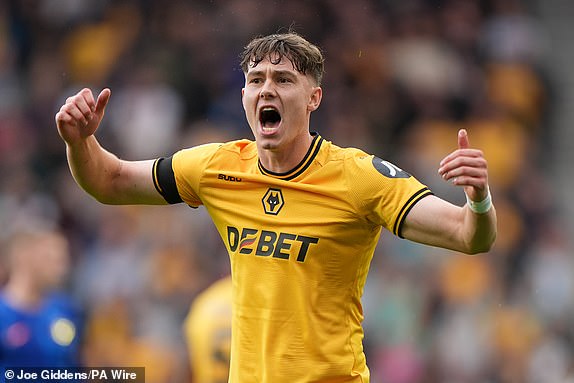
[55,88,167,205]
[401,129,497,254]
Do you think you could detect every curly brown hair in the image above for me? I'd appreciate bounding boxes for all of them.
[240,32,325,86]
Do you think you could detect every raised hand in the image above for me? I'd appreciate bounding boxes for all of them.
[55,88,111,145]
[438,129,489,202]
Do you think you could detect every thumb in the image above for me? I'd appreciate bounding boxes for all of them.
[95,88,111,115]
[458,128,470,149]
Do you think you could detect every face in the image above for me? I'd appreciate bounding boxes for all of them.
[242,56,322,152]
[30,233,70,290]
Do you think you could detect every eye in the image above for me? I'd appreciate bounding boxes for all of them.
[249,78,262,84]
[278,77,291,84]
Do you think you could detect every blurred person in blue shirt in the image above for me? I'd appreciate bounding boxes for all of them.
[0,226,82,367]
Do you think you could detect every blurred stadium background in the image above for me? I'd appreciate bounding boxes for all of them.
[1,0,573,382]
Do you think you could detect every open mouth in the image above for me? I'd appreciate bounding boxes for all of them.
[259,107,281,132]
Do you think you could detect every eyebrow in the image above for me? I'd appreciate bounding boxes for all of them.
[246,69,298,78]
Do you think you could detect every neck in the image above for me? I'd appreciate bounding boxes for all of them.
[3,275,45,310]
[258,132,314,173]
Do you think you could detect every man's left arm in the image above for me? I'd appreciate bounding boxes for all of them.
[400,129,497,254]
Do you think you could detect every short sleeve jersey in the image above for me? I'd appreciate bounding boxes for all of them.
[154,134,432,383]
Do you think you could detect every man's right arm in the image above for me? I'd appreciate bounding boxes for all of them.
[55,88,168,205]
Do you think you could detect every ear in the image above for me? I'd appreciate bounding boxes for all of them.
[307,86,322,112]
[241,88,246,110]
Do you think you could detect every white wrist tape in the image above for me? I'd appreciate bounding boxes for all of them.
[466,189,492,214]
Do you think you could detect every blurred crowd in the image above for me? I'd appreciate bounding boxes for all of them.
[1,0,572,382]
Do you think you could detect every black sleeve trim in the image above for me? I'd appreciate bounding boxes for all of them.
[394,187,434,238]
[153,157,183,204]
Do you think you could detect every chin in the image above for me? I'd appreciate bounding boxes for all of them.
[259,140,279,151]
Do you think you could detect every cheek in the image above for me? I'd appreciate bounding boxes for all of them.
[242,96,258,128]
[241,90,247,111]
[291,95,311,116]
[242,91,256,112]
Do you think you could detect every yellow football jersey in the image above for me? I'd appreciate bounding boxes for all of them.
[154,134,432,382]
[184,276,232,383]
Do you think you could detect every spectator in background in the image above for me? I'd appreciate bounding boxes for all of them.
[183,275,232,383]
[0,226,82,366]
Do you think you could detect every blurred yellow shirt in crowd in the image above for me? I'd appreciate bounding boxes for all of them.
[184,276,232,383]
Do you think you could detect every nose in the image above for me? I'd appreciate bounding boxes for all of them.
[260,80,275,99]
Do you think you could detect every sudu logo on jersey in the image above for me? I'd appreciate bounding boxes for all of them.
[262,188,284,215]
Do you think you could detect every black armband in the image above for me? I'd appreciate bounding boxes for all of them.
[153,157,183,204]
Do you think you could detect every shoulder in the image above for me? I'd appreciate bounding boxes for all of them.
[0,294,14,318]
[178,138,255,154]
[175,139,257,162]
[317,139,368,165]
[320,138,420,186]
[321,140,392,176]
[43,293,81,319]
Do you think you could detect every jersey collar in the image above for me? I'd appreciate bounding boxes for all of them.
[258,132,324,181]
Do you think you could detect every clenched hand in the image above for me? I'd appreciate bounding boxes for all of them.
[55,88,111,145]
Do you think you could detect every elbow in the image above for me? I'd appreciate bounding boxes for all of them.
[465,232,497,255]
[466,245,491,255]
[83,185,121,205]
[92,195,116,205]
[83,190,112,205]
[91,189,127,205]
[77,165,125,205]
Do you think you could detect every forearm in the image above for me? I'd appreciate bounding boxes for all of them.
[401,195,497,255]
[459,204,497,254]
[66,135,124,204]
[66,136,164,205]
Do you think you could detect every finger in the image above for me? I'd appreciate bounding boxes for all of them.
[95,88,111,115]
[55,110,74,125]
[79,88,97,112]
[441,166,486,182]
[458,128,470,150]
[73,93,94,118]
[450,175,488,190]
[438,153,486,175]
[439,148,484,167]
[61,103,89,126]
